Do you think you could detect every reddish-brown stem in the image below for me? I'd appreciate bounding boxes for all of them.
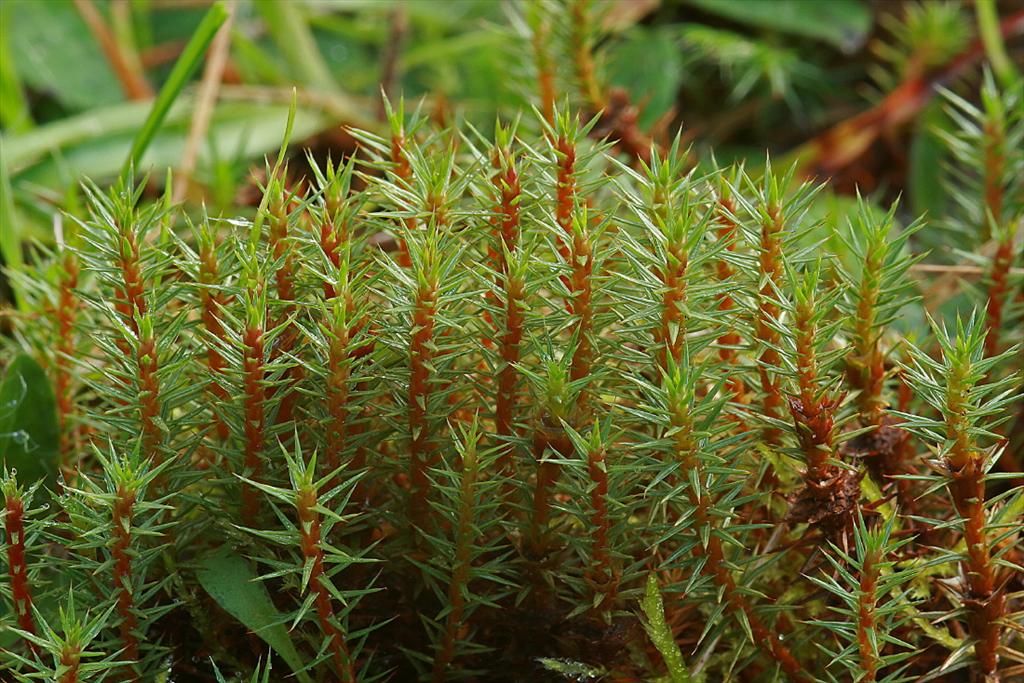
[653,241,687,371]
[112,484,139,673]
[136,327,162,461]
[984,234,1014,357]
[945,380,1003,674]
[567,224,594,388]
[489,146,521,276]
[297,487,355,681]
[981,118,1004,243]
[54,252,80,475]
[554,135,577,262]
[269,197,296,305]
[3,491,37,652]
[115,227,147,341]
[790,297,837,485]
[269,198,302,424]
[199,239,230,441]
[754,205,785,444]
[585,441,616,610]
[496,273,525,482]
[241,320,266,525]
[490,144,524,484]
[857,548,881,682]
[325,296,354,482]
[318,206,350,299]
[390,129,415,267]
[850,248,886,428]
[409,277,438,529]
[950,459,1003,675]
[431,440,479,681]
[59,642,83,683]
[529,422,572,558]
[553,135,594,394]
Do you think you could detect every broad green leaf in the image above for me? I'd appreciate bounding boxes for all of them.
[0,354,59,486]
[1,146,26,310]
[9,99,341,190]
[0,1,32,132]
[6,0,123,110]
[684,0,872,53]
[195,548,312,683]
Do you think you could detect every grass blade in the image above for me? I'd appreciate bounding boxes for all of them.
[120,1,228,182]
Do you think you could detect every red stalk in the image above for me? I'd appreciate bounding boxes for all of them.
[54,252,80,476]
[59,642,83,683]
[754,205,785,444]
[268,196,302,424]
[567,224,594,388]
[3,490,37,653]
[114,228,146,339]
[390,127,415,267]
[241,313,266,525]
[653,239,687,371]
[112,484,139,674]
[136,323,162,461]
[489,142,524,481]
[790,297,838,486]
[714,197,745,397]
[325,294,355,482]
[984,233,1014,357]
[585,440,616,610]
[529,420,572,558]
[945,376,1003,675]
[297,486,355,681]
[496,273,525,481]
[199,237,230,442]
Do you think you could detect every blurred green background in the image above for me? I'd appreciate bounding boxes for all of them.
[1,0,1021,287]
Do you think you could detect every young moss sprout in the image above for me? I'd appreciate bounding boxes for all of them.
[839,198,923,502]
[56,441,174,680]
[732,162,821,446]
[771,261,860,536]
[643,352,812,682]
[238,437,372,682]
[897,312,1020,678]
[413,417,509,681]
[937,74,1023,359]
[806,511,919,683]
[7,590,118,682]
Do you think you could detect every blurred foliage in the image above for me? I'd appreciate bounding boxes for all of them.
[0,0,1022,305]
